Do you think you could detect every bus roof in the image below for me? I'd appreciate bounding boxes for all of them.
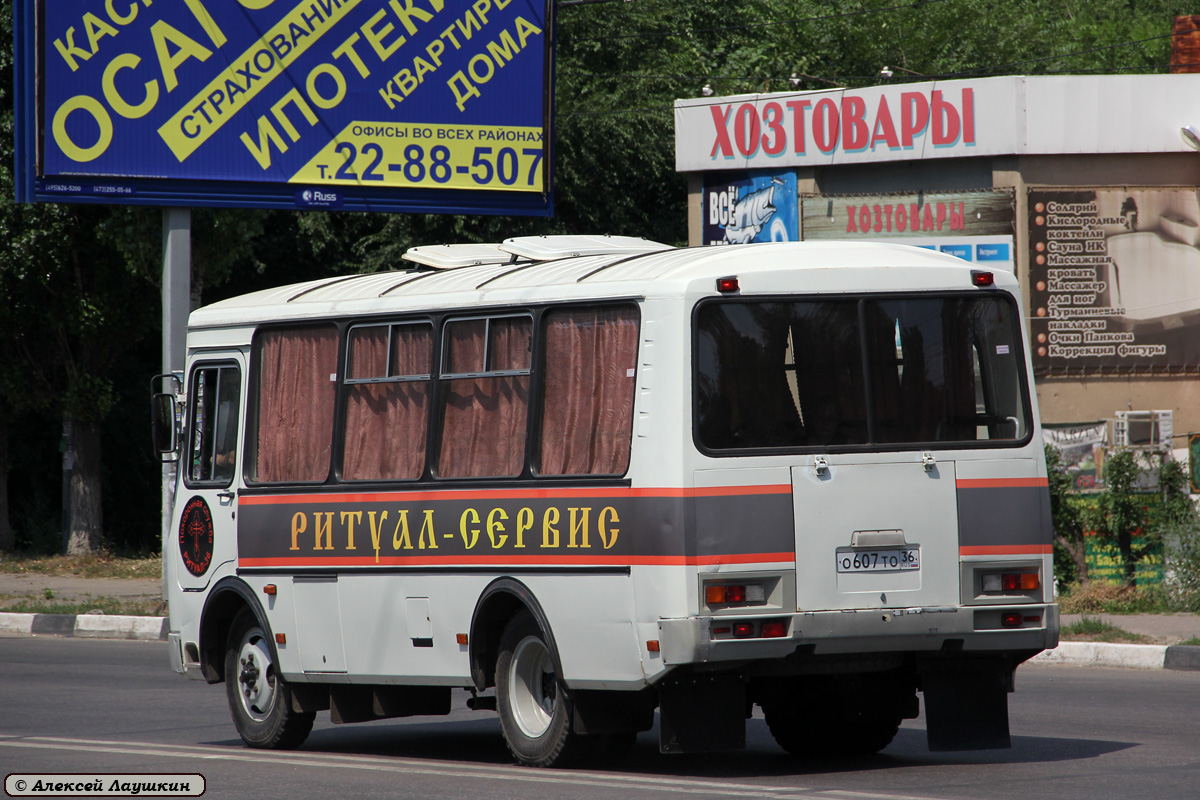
[187,239,1003,330]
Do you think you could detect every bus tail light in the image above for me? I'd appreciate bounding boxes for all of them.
[760,619,787,638]
[1000,612,1023,628]
[705,582,765,605]
[732,622,755,639]
[983,572,1039,593]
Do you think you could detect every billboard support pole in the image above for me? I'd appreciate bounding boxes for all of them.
[161,208,191,599]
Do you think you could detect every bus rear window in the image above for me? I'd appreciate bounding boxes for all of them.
[695,295,1030,451]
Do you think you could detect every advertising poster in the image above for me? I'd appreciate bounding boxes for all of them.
[1028,189,1200,375]
[1043,422,1108,491]
[801,191,1013,240]
[703,171,799,245]
[19,0,553,214]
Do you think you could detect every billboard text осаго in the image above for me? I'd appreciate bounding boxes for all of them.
[22,0,553,214]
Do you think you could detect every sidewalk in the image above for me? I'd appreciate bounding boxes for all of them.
[1,574,1199,668]
[0,573,166,641]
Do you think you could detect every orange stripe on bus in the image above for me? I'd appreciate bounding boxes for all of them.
[959,545,1053,556]
[237,485,793,506]
[956,478,1048,489]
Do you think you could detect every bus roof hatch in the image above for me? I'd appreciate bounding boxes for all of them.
[499,234,673,261]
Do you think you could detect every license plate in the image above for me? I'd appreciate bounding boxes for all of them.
[836,548,920,573]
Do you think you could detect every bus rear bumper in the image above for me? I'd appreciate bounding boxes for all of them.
[657,604,1059,666]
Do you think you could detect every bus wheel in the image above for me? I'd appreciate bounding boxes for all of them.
[495,611,584,767]
[224,608,314,749]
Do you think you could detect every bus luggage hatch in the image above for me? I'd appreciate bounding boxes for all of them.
[791,460,959,613]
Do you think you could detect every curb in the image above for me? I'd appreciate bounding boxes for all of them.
[1030,641,1200,671]
[0,612,167,641]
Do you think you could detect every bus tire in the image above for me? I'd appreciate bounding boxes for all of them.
[224,608,314,750]
[495,610,585,767]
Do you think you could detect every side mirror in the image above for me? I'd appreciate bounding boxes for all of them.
[151,392,179,458]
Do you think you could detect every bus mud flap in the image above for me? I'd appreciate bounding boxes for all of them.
[919,657,1012,751]
[657,673,746,753]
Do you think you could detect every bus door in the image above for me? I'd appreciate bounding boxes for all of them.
[791,458,960,612]
[176,356,245,591]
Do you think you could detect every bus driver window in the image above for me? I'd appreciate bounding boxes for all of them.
[188,365,241,486]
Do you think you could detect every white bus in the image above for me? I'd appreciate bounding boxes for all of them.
[153,235,1058,766]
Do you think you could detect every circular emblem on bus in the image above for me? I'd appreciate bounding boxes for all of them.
[179,496,215,577]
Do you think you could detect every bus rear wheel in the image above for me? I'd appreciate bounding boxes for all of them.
[495,611,587,767]
[224,608,314,749]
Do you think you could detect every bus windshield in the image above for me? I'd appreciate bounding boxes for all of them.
[695,293,1030,451]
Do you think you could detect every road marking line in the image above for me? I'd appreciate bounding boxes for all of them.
[0,737,936,800]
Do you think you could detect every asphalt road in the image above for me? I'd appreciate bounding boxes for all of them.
[2,636,1199,800]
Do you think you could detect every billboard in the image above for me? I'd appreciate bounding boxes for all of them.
[1028,189,1200,375]
[675,75,1200,174]
[801,191,1013,239]
[15,0,555,215]
[702,171,798,245]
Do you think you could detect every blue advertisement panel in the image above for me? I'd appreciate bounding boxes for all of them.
[703,171,798,245]
[16,0,554,214]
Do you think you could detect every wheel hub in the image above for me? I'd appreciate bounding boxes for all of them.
[509,635,556,739]
[236,635,276,722]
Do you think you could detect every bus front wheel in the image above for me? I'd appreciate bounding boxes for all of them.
[224,608,314,749]
[495,610,585,767]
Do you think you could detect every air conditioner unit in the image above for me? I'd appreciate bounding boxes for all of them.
[1113,410,1173,450]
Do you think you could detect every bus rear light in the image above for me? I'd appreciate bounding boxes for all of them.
[983,572,1039,593]
[732,622,755,638]
[971,270,994,287]
[760,619,787,638]
[705,582,765,605]
[713,626,731,635]
[716,276,740,293]
[1000,612,1023,628]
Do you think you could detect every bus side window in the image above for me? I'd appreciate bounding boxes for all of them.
[538,305,640,476]
[342,322,433,481]
[187,365,241,486]
[251,325,339,483]
[437,315,532,478]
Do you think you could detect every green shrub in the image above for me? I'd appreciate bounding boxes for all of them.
[1057,580,1169,614]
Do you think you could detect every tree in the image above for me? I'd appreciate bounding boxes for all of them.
[1093,449,1154,586]
[1046,444,1088,585]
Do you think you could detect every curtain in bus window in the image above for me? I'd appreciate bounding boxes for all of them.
[789,301,865,447]
[696,303,809,449]
[342,325,432,481]
[870,299,978,443]
[254,325,338,482]
[539,306,639,475]
[438,318,530,478]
